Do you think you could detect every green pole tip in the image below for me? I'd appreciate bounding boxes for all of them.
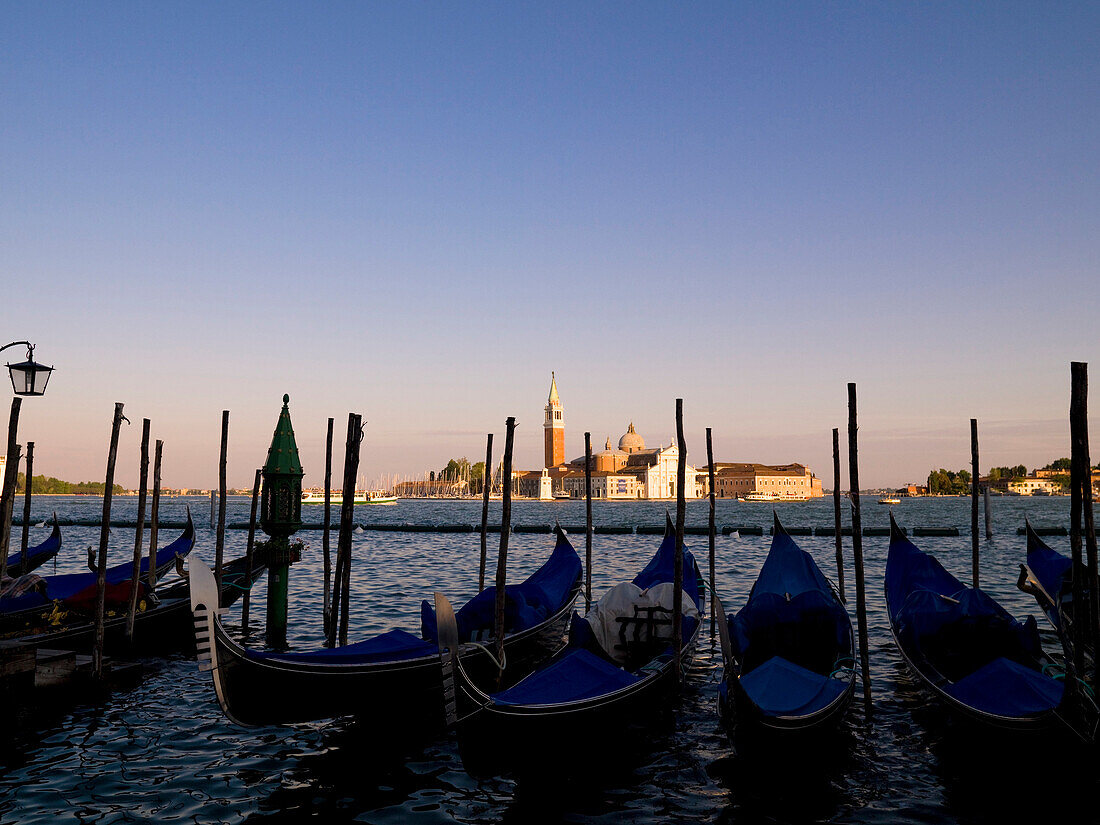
[283,393,290,404]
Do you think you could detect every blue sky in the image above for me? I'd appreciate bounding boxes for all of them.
[2,3,1097,488]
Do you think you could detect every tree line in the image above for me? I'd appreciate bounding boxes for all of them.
[927,458,1097,495]
[15,472,125,495]
[429,458,488,492]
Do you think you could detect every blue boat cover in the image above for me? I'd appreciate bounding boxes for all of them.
[491,647,642,705]
[739,655,849,717]
[632,528,703,611]
[943,656,1064,717]
[729,529,851,703]
[421,531,582,643]
[252,628,436,664]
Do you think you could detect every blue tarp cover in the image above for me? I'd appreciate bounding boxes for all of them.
[253,628,435,664]
[491,647,641,705]
[885,532,962,624]
[422,532,582,643]
[739,655,849,717]
[632,529,703,610]
[729,530,851,705]
[5,527,60,570]
[943,656,1064,717]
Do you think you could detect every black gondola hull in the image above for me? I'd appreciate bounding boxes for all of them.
[205,588,577,727]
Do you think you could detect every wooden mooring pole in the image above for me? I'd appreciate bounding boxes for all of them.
[125,419,150,641]
[584,431,593,612]
[984,486,993,539]
[848,384,872,711]
[0,398,21,584]
[323,417,334,632]
[19,441,33,561]
[332,413,362,648]
[93,402,126,680]
[241,467,261,632]
[147,441,162,593]
[494,417,516,675]
[215,410,229,591]
[970,418,979,588]
[673,400,686,684]
[707,427,716,639]
[479,433,493,591]
[1069,362,1098,679]
[832,427,845,603]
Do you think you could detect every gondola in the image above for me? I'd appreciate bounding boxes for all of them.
[1018,518,1095,668]
[4,515,62,577]
[4,544,267,654]
[435,517,704,740]
[885,514,1066,729]
[717,513,854,731]
[190,527,583,726]
[0,511,194,625]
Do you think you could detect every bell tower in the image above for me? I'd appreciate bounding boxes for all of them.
[544,372,565,468]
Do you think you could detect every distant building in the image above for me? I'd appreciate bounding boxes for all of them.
[514,376,698,499]
[900,483,929,497]
[697,463,824,499]
[1007,477,1059,496]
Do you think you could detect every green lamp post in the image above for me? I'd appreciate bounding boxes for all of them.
[260,394,304,647]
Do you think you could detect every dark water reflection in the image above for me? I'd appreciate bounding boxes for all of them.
[0,495,1094,823]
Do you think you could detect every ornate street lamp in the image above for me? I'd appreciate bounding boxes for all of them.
[3,342,54,396]
[261,393,304,646]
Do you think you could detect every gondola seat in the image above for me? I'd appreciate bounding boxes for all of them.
[738,655,849,717]
[252,628,436,664]
[942,656,1063,717]
[491,647,643,706]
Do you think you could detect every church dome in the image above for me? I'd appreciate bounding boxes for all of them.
[618,422,646,454]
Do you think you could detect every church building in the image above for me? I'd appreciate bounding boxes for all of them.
[513,375,699,500]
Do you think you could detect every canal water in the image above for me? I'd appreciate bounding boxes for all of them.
[2,495,1097,823]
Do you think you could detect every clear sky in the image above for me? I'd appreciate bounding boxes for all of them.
[2,2,1097,489]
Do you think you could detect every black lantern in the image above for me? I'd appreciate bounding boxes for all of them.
[260,394,304,537]
[4,342,53,397]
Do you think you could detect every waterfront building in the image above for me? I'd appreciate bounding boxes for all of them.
[513,376,699,499]
[697,462,824,499]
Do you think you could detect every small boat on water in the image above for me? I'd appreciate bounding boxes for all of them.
[717,513,854,731]
[0,512,195,624]
[878,497,901,505]
[4,515,62,577]
[885,514,1067,730]
[301,489,397,505]
[190,528,582,726]
[9,543,267,654]
[438,517,703,742]
[743,491,809,503]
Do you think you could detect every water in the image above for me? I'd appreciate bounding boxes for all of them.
[2,495,1097,823]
